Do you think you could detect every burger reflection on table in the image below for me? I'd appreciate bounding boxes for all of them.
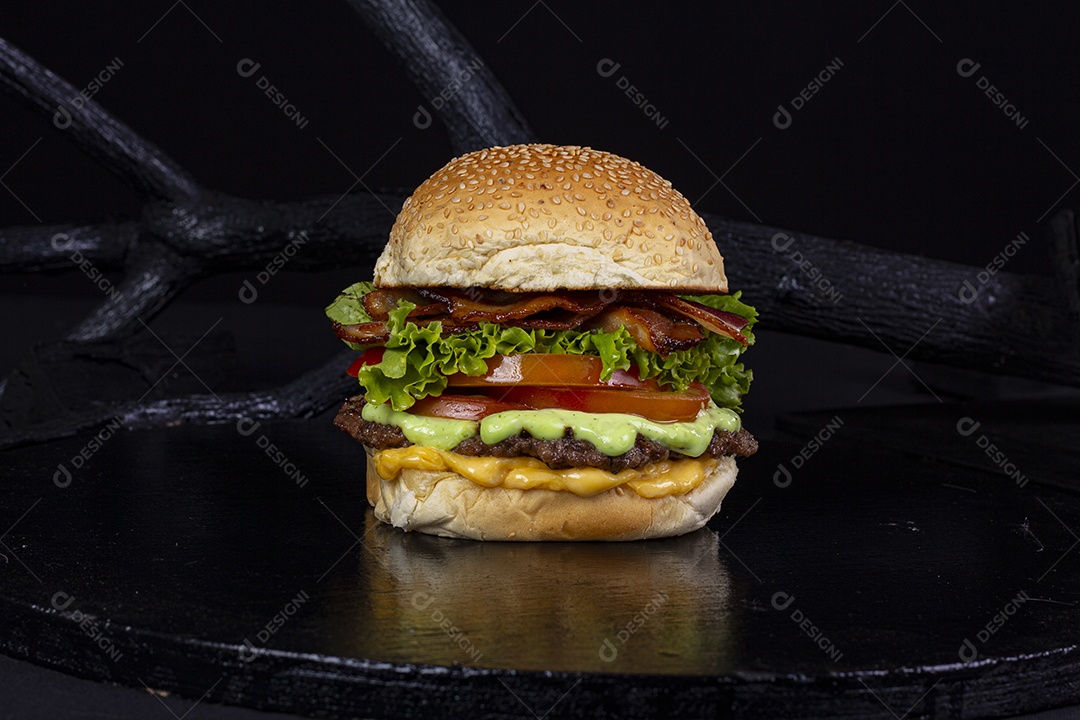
[360,512,736,674]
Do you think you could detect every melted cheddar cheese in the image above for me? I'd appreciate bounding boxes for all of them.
[373,446,716,498]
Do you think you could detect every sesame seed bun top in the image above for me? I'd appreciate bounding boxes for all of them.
[373,144,728,293]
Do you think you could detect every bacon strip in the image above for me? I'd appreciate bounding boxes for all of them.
[362,288,444,320]
[648,295,749,346]
[346,288,750,347]
[509,310,596,330]
[333,321,391,345]
[417,288,610,323]
[586,306,703,356]
[332,318,478,346]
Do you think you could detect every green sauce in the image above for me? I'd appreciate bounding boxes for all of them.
[363,401,741,458]
[482,405,739,457]
[361,402,478,451]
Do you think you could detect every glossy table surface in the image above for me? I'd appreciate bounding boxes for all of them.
[1,405,1078,719]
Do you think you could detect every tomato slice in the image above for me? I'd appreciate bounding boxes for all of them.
[346,347,386,377]
[358,352,709,422]
[409,394,531,422]
[446,354,657,389]
[491,383,710,423]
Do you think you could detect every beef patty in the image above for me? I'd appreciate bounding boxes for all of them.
[333,395,757,473]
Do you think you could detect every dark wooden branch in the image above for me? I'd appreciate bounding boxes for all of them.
[138,192,403,270]
[706,213,1080,386]
[1049,210,1080,327]
[0,192,406,277]
[0,189,401,344]
[122,351,357,429]
[55,192,404,341]
[0,350,356,451]
[0,221,135,272]
[348,0,534,152]
[65,239,199,342]
[0,37,201,202]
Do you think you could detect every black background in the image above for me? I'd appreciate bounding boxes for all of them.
[2,3,1079,718]
[2,1,1078,289]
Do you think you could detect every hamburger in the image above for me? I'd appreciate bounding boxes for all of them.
[327,144,758,541]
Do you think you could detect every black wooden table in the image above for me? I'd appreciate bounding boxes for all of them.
[1,398,1078,719]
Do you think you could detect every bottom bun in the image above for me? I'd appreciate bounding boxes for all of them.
[365,452,738,541]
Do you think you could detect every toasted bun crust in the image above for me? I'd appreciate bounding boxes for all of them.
[374,144,727,293]
[365,453,738,541]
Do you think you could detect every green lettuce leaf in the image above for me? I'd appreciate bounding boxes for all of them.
[325,281,375,325]
[324,281,374,350]
[326,286,757,412]
[683,290,759,336]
